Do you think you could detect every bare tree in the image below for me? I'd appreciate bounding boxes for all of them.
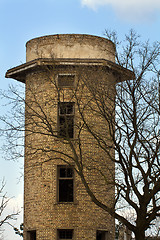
[0,179,19,239]
[2,30,160,240]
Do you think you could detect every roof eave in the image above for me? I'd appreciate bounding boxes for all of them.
[5,58,135,83]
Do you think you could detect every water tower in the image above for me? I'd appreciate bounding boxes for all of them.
[6,34,133,240]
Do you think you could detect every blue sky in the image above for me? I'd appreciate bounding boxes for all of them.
[0,0,160,239]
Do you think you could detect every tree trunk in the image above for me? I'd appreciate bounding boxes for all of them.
[134,230,145,240]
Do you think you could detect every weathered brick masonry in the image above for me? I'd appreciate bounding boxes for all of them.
[6,34,133,240]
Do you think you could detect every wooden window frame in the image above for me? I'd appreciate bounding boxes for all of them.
[57,165,74,203]
[57,229,73,240]
[57,74,75,88]
[58,102,75,139]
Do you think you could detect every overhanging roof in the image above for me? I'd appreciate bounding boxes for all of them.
[5,58,135,83]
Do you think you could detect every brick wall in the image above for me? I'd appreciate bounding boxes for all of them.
[23,64,116,240]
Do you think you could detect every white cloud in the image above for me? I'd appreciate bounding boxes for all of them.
[81,0,160,22]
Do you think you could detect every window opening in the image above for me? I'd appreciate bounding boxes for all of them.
[58,229,73,239]
[58,166,74,202]
[58,102,74,138]
[58,74,75,88]
[96,230,108,240]
[27,230,36,240]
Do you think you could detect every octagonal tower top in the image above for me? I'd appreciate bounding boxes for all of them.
[26,34,115,62]
[6,34,134,82]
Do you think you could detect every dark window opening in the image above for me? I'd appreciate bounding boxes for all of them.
[96,230,108,240]
[58,229,73,239]
[58,166,74,202]
[58,102,74,138]
[58,74,75,88]
[27,230,36,240]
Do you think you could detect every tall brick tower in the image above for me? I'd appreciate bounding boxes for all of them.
[6,34,133,240]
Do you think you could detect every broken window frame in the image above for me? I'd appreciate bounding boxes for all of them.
[26,230,36,240]
[96,230,109,240]
[57,74,75,88]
